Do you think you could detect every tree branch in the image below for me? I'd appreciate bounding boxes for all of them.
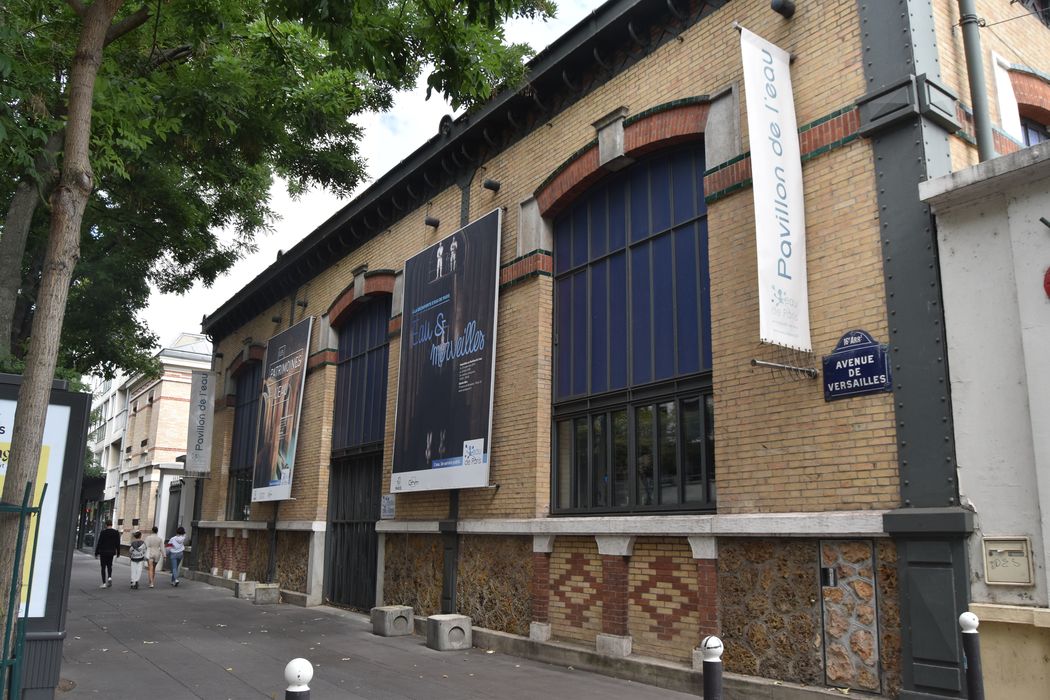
[104,5,151,47]
[148,45,193,71]
[66,0,87,17]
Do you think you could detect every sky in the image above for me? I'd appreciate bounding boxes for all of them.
[144,0,603,349]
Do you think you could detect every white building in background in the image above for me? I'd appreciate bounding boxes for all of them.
[109,333,212,544]
[921,142,1050,696]
[86,371,130,529]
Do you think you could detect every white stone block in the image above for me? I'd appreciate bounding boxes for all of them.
[371,605,414,637]
[426,614,472,651]
[596,633,632,657]
[254,582,280,605]
[529,622,551,642]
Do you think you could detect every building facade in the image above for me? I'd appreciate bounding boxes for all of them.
[113,333,211,545]
[85,372,129,542]
[194,1,1050,697]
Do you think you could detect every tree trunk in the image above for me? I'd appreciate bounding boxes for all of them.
[0,131,65,358]
[0,1,123,684]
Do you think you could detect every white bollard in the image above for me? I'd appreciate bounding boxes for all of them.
[284,657,313,700]
[700,635,723,699]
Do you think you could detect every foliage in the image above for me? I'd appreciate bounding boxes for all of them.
[0,0,555,377]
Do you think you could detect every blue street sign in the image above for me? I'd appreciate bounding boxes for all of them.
[822,329,892,401]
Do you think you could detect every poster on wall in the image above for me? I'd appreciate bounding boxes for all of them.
[184,370,215,475]
[0,392,71,618]
[740,27,812,351]
[252,317,312,502]
[391,208,501,493]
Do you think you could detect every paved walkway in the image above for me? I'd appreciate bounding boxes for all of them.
[60,551,695,699]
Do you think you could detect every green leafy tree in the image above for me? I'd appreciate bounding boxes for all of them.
[0,0,552,669]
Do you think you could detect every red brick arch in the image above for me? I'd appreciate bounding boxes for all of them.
[535,101,710,218]
[1009,69,1050,125]
[326,271,396,328]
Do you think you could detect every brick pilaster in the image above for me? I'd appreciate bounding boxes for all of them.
[696,558,719,637]
[601,554,629,636]
[531,551,551,623]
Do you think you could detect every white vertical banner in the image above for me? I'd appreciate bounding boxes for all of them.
[185,370,215,475]
[741,27,811,351]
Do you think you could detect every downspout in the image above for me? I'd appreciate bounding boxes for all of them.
[958,0,996,161]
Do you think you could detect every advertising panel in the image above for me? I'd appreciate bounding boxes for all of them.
[184,370,215,475]
[0,392,71,617]
[741,27,812,351]
[252,317,312,502]
[391,209,501,493]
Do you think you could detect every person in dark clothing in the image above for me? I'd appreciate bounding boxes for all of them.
[93,520,120,588]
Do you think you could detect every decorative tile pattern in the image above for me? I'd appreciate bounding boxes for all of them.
[628,538,701,663]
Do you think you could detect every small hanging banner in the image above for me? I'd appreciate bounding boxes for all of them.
[822,330,892,401]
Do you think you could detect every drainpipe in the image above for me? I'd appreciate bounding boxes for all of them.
[958,0,996,161]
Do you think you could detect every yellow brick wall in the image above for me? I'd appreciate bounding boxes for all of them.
[628,538,700,663]
[202,0,904,520]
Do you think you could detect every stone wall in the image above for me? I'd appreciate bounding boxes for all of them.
[719,539,823,685]
[820,540,880,692]
[276,530,310,593]
[384,533,443,616]
[876,540,901,697]
[194,528,214,573]
[456,535,532,635]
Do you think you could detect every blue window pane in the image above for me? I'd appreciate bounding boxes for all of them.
[590,260,608,395]
[608,179,627,251]
[699,219,712,370]
[629,166,650,243]
[671,149,696,224]
[571,205,589,268]
[554,218,572,274]
[631,245,652,385]
[608,252,628,389]
[650,159,671,234]
[572,271,588,396]
[555,277,573,399]
[675,225,700,375]
[590,191,608,259]
[652,234,674,380]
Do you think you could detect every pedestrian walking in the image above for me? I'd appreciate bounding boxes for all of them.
[167,526,186,587]
[128,531,146,589]
[93,520,120,588]
[145,526,164,588]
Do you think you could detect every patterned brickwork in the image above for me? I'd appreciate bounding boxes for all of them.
[1010,69,1050,122]
[628,538,701,663]
[383,533,443,616]
[549,537,602,645]
[456,535,532,635]
[719,538,823,685]
[696,559,718,638]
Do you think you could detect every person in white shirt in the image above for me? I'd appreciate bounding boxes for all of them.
[167,527,187,587]
[145,526,164,588]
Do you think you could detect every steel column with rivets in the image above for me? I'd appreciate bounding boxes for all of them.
[856,1,973,697]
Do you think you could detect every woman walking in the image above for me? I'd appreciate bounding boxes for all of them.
[167,526,187,587]
[145,526,164,588]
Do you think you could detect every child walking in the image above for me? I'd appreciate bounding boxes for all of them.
[128,531,146,589]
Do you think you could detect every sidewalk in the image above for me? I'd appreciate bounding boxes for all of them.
[60,551,696,699]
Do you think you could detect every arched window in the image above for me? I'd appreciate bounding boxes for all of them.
[552,144,714,513]
[227,360,262,520]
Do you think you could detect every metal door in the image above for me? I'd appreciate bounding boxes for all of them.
[325,452,382,609]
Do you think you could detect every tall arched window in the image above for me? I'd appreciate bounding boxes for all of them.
[552,144,714,513]
[227,360,262,520]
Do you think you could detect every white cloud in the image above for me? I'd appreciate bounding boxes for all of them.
[144,0,602,350]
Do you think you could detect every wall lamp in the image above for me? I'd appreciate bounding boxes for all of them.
[271,315,282,323]
[482,178,502,192]
[295,299,309,308]
[771,0,795,18]
[425,216,441,228]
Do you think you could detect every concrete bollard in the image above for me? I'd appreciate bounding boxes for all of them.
[700,635,723,700]
[959,612,985,700]
[284,657,312,700]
